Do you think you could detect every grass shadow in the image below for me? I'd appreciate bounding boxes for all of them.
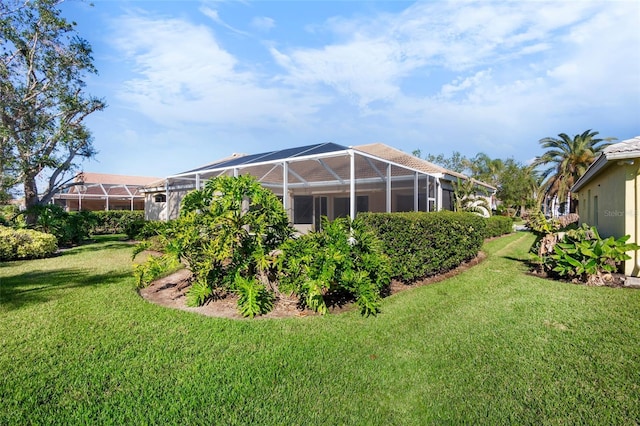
[0,268,132,311]
[60,240,135,256]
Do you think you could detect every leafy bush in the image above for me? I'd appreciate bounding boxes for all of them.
[19,205,95,246]
[530,224,638,285]
[359,211,486,282]
[133,250,182,289]
[527,210,561,236]
[277,217,391,316]
[0,205,19,226]
[137,220,175,240]
[483,216,513,238]
[0,226,58,260]
[133,175,292,317]
[91,211,145,236]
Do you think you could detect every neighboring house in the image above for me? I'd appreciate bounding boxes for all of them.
[143,142,495,232]
[52,172,160,212]
[571,136,640,277]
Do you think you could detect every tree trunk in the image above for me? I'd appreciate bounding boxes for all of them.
[23,174,40,225]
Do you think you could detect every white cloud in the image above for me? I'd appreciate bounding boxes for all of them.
[251,16,275,32]
[267,0,638,157]
[110,12,325,129]
[101,0,639,169]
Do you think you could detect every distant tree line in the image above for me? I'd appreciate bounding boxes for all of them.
[415,129,615,217]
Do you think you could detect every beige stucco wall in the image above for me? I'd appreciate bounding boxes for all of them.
[576,161,639,276]
[144,189,190,221]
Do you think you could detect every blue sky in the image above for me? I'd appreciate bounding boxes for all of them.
[60,0,640,179]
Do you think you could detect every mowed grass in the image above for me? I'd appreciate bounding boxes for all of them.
[1,233,639,424]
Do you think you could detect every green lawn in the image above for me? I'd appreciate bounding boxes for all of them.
[1,233,639,424]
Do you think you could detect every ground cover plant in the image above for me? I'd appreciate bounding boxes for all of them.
[1,232,639,424]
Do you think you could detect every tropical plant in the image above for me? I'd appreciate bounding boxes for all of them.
[133,175,292,317]
[276,217,391,316]
[496,160,542,216]
[526,210,561,236]
[452,178,491,216]
[530,224,639,285]
[469,153,504,188]
[533,130,615,213]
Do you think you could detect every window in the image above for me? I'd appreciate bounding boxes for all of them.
[294,196,313,224]
[441,190,454,211]
[154,194,166,203]
[314,197,328,231]
[396,194,427,212]
[333,196,368,218]
[593,195,598,227]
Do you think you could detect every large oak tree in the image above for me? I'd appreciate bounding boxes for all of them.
[1,0,105,213]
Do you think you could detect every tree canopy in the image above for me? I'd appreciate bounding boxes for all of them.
[0,0,105,210]
[533,130,614,212]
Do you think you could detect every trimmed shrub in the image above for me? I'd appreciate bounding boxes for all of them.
[483,216,513,238]
[359,211,486,282]
[0,226,58,260]
[91,211,145,235]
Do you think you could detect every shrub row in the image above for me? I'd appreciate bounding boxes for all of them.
[483,216,513,238]
[91,211,145,237]
[359,211,486,282]
[0,226,58,261]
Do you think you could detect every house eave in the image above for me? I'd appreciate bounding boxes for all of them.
[572,148,640,193]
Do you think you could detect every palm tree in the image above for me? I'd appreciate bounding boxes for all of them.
[533,130,615,215]
[469,153,504,188]
[452,178,491,217]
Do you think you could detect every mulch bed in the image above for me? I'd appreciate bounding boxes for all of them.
[138,251,488,319]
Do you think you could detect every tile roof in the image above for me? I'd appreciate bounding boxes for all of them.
[77,172,160,186]
[572,136,640,192]
[604,136,640,155]
[354,143,447,175]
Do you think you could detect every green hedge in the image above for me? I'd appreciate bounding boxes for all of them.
[359,211,486,282]
[0,226,58,260]
[483,216,513,238]
[91,211,145,236]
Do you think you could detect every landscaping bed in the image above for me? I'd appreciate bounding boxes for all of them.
[139,251,488,319]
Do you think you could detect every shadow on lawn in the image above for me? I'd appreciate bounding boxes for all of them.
[0,268,131,311]
[59,240,135,256]
[501,255,531,267]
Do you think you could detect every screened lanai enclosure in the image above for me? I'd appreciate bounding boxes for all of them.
[144,143,494,232]
[52,173,160,212]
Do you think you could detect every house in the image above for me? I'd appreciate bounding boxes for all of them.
[52,172,160,212]
[143,142,495,232]
[571,136,640,277]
